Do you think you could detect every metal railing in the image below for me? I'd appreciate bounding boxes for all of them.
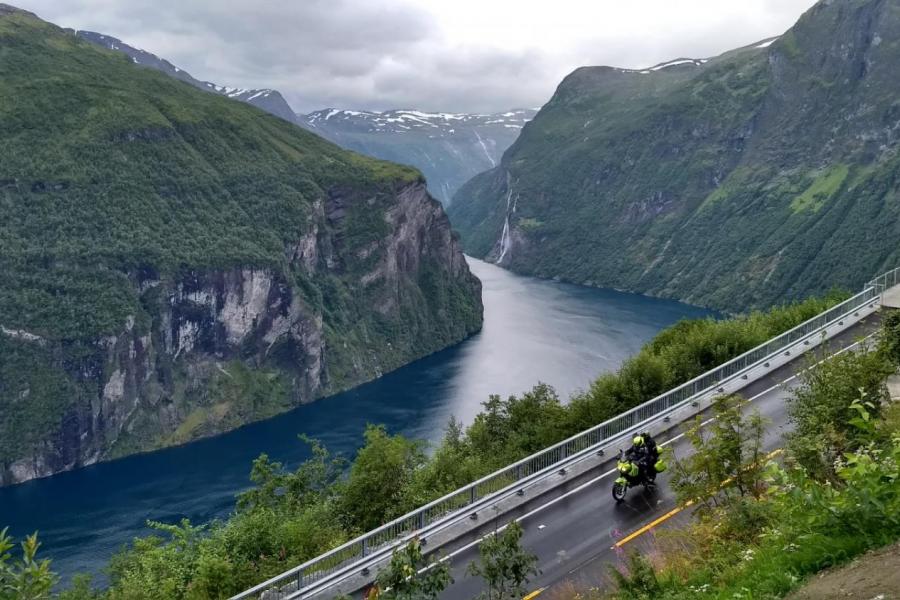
[869,267,900,295]
[234,280,886,600]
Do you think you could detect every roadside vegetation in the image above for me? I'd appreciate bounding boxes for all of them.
[0,293,858,599]
[329,521,538,600]
[567,311,900,600]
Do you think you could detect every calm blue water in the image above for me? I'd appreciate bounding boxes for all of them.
[0,258,709,584]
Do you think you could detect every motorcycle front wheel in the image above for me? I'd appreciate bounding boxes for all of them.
[612,482,627,502]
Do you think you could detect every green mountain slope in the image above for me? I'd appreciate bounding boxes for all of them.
[0,5,482,485]
[449,0,900,311]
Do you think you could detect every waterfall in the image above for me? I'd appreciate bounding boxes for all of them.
[496,175,517,264]
[474,131,496,167]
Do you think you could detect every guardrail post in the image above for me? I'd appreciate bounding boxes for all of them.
[362,538,368,558]
[470,487,477,504]
[418,511,426,530]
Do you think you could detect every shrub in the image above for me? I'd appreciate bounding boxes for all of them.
[670,395,768,516]
[787,345,893,481]
[0,528,55,600]
[467,523,539,600]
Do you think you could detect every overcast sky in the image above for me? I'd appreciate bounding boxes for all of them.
[19,0,818,114]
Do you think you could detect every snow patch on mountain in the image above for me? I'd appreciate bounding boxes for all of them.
[302,108,534,137]
[612,57,709,75]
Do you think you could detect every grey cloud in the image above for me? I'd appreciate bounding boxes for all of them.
[21,0,441,110]
[570,1,816,72]
[17,0,817,114]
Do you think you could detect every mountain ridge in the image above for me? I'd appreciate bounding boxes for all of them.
[74,29,301,123]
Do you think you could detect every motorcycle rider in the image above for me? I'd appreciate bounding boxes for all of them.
[625,433,659,481]
[624,435,650,473]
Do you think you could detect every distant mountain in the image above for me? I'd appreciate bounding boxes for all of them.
[299,108,537,205]
[449,0,900,311]
[75,30,299,123]
[75,30,534,206]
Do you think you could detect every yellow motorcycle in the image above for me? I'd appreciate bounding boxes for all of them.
[612,449,666,502]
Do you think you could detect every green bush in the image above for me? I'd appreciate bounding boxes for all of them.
[372,539,452,600]
[670,395,768,516]
[567,294,843,434]
[0,528,55,600]
[339,426,427,532]
[609,552,662,600]
[880,310,900,366]
[787,346,893,481]
[467,523,539,600]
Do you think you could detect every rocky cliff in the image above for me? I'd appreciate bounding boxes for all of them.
[0,6,482,485]
[450,0,900,311]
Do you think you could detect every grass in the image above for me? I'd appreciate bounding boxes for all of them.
[517,217,545,231]
[790,165,850,214]
[166,409,209,445]
[698,167,756,211]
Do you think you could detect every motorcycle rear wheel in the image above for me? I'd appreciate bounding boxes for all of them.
[612,482,627,502]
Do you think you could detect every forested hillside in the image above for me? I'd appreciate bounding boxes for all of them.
[450,0,900,311]
[0,4,482,485]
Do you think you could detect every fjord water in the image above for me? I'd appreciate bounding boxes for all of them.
[0,258,709,583]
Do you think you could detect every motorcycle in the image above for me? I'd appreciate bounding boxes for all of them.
[612,448,666,502]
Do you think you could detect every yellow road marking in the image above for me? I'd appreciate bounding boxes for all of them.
[613,502,693,548]
[522,588,545,599]
[613,448,783,549]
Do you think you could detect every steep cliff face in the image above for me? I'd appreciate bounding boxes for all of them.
[1,179,480,486]
[450,0,900,311]
[0,7,481,485]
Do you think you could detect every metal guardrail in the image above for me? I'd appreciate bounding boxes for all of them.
[869,267,900,295]
[234,280,885,600]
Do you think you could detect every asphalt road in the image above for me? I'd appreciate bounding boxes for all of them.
[433,314,882,600]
